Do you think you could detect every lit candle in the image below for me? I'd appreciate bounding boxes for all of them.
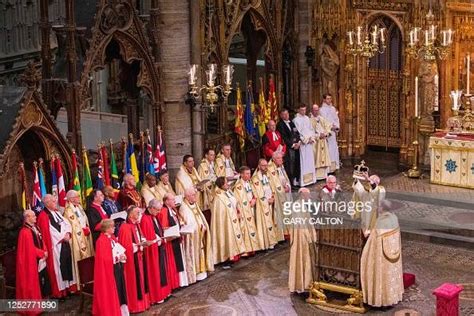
[425,30,430,46]
[225,65,231,85]
[415,76,419,117]
[357,26,362,45]
[348,31,354,45]
[441,31,446,46]
[371,31,377,44]
[434,74,439,111]
[188,64,197,85]
[379,28,385,43]
[467,53,471,95]
[430,25,436,41]
[414,27,419,42]
[448,29,453,44]
[409,30,414,46]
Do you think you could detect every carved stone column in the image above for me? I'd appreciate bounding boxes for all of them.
[126,97,140,137]
[157,0,192,176]
[297,0,311,106]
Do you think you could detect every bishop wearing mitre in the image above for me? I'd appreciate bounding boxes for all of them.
[215,144,239,179]
[267,152,292,241]
[252,159,279,250]
[175,155,204,209]
[179,187,214,283]
[233,166,261,255]
[310,104,332,180]
[63,190,94,289]
[211,177,246,265]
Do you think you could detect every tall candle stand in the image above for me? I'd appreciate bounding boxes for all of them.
[406,116,422,178]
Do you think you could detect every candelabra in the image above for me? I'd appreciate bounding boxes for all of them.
[346,25,386,61]
[187,63,233,113]
[406,9,453,61]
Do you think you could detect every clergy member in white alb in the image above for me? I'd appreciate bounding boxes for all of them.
[292,104,317,186]
[319,93,340,172]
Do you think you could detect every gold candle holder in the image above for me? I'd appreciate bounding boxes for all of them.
[406,116,422,178]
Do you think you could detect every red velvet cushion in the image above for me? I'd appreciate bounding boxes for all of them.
[403,273,415,289]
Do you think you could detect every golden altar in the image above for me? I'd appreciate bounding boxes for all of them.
[429,132,474,189]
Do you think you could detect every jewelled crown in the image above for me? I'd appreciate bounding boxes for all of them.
[353,160,369,179]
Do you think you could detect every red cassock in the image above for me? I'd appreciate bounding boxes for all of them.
[37,211,62,298]
[118,221,150,313]
[16,224,50,315]
[92,234,121,316]
[139,212,171,303]
[156,208,181,290]
[263,130,287,159]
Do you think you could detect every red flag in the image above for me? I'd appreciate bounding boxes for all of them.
[268,76,278,121]
[153,127,167,172]
[100,145,111,186]
[55,158,66,207]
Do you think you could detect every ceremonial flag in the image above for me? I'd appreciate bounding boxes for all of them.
[96,158,104,190]
[71,151,82,202]
[153,127,167,172]
[19,162,28,211]
[38,159,47,197]
[244,84,258,143]
[51,157,58,199]
[82,149,93,201]
[268,75,278,121]
[127,134,140,183]
[138,133,146,183]
[146,132,155,175]
[110,141,120,191]
[257,77,267,137]
[32,162,43,214]
[100,144,111,186]
[234,84,245,150]
[55,158,66,208]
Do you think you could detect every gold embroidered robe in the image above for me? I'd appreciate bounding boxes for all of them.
[251,170,279,250]
[175,165,203,209]
[310,115,332,180]
[267,160,291,240]
[141,183,161,206]
[233,178,261,252]
[211,188,246,263]
[155,181,176,202]
[63,202,94,289]
[215,154,236,178]
[197,158,217,210]
[179,200,214,283]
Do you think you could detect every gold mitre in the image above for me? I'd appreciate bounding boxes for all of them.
[353,160,369,180]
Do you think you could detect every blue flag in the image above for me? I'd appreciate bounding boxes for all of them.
[244,85,258,143]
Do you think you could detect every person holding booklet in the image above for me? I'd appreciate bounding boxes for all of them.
[179,187,214,283]
[158,193,188,289]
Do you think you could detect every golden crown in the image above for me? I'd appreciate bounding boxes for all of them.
[353,160,369,179]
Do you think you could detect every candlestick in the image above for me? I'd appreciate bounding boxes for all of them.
[430,25,436,41]
[425,30,429,46]
[415,76,419,116]
[442,31,447,46]
[379,28,385,43]
[467,53,471,95]
[409,30,414,46]
[371,31,377,45]
[414,27,419,42]
[357,26,362,45]
[434,74,439,111]
[348,31,354,45]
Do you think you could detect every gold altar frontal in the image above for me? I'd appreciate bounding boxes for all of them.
[429,132,474,189]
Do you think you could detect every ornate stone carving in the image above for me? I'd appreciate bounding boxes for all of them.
[20,101,43,129]
[320,41,340,103]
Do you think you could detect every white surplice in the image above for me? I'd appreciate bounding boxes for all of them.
[319,103,340,170]
[293,113,317,186]
[49,210,76,291]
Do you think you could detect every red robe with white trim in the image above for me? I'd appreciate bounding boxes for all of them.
[118,221,150,313]
[140,212,171,303]
[262,130,287,160]
[92,233,122,316]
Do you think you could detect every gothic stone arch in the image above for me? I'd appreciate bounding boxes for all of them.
[79,1,161,117]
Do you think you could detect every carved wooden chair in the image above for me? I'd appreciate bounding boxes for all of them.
[77,256,95,313]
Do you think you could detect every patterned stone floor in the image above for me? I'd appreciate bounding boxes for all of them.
[48,240,474,315]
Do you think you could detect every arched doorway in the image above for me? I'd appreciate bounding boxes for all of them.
[366,16,403,151]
